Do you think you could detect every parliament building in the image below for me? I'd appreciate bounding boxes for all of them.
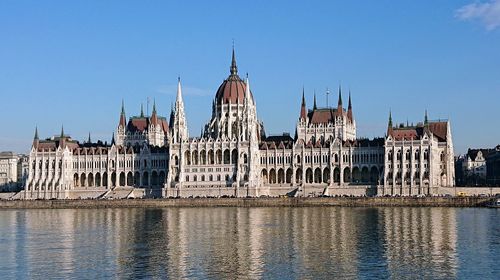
[23,50,455,199]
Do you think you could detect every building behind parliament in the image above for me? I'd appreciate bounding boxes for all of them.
[23,50,455,199]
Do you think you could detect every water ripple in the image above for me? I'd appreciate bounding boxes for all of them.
[0,208,498,279]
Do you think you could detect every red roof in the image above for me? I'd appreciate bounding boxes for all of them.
[307,107,353,124]
[215,75,253,104]
[127,116,168,134]
[429,121,447,141]
[390,128,419,141]
[309,109,336,124]
[389,121,448,141]
[128,118,148,132]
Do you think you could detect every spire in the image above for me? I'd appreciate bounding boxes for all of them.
[245,73,252,103]
[337,85,343,108]
[300,87,307,119]
[387,110,393,136]
[59,125,66,148]
[347,90,353,121]
[336,85,343,117]
[111,132,115,145]
[177,76,183,100]
[313,91,317,110]
[140,103,144,117]
[119,100,126,127]
[169,102,175,129]
[88,132,91,143]
[151,99,158,126]
[230,45,238,76]
[33,126,39,148]
[173,77,189,142]
[348,90,352,110]
[424,109,429,125]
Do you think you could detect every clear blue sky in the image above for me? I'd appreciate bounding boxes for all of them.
[1,0,499,154]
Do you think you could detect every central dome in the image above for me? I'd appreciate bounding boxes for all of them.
[215,49,252,104]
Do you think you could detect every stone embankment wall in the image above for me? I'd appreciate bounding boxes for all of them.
[438,186,500,196]
[0,196,494,209]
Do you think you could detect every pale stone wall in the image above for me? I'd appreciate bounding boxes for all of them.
[437,186,500,196]
[1,196,494,209]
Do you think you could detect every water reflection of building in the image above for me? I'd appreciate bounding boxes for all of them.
[295,208,362,277]
[1,207,471,279]
[382,208,458,279]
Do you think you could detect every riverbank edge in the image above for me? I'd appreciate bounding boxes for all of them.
[0,197,495,209]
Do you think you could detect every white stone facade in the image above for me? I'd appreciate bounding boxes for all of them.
[382,117,455,196]
[23,51,455,199]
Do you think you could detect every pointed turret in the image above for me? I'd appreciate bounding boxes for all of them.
[173,77,189,142]
[313,92,317,110]
[140,103,144,118]
[348,90,352,110]
[244,74,250,102]
[336,85,344,116]
[244,74,258,142]
[300,87,307,120]
[338,85,343,107]
[347,90,353,122]
[87,132,91,144]
[119,100,126,127]
[177,76,183,101]
[151,99,158,126]
[336,85,343,116]
[387,110,393,136]
[169,102,175,129]
[424,109,429,126]
[111,132,115,145]
[59,125,66,148]
[33,126,39,148]
[230,46,238,76]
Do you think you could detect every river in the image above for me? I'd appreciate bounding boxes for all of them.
[0,207,498,279]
